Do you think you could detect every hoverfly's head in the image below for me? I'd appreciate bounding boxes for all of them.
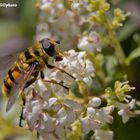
[40,38,63,61]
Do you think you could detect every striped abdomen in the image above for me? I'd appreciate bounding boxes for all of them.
[2,63,23,97]
[2,47,46,97]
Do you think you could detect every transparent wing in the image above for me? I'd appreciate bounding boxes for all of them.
[0,37,29,87]
[6,64,36,112]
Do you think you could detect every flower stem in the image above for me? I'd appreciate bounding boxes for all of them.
[108,30,126,66]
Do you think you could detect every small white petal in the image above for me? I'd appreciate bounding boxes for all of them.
[122,115,130,123]
[129,99,136,109]
[80,117,91,134]
[64,99,82,111]
[94,130,113,140]
[58,115,67,126]
[85,60,94,74]
[42,90,51,101]
[87,107,96,117]
[57,4,64,9]
[71,3,81,10]
[40,3,52,10]
[95,108,113,124]
[118,109,124,116]
[40,133,58,140]
[52,104,62,112]
[115,102,128,110]
[105,105,115,114]
[48,98,57,107]
[89,97,101,107]
[90,120,100,131]
[57,108,66,117]
[118,109,130,123]
[65,111,76,126]
[55,125,65,139]
[83,77,93,86]
[37,80,46,92]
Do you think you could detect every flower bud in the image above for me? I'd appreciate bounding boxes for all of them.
[89,97,101,107]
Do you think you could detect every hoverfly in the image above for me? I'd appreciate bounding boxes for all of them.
[1,38,74,126]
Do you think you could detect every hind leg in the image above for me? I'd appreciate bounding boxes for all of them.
[19,93,26,127]
[19,72,39,127]
[24,71,39,88]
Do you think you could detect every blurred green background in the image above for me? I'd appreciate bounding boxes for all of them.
[0,0,140,140]
[0,0,38,139]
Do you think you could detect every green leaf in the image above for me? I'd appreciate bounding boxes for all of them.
[126,46,140,64]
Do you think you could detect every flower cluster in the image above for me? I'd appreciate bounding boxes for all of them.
[22,49,138,140]
[22,50,111,140]
[78,31,101,52]
[19,0,140,140]
[23,50,93,139]
[104,81,140,123]
[36,0,82,50]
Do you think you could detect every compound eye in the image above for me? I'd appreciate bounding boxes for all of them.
[41,38,55,57]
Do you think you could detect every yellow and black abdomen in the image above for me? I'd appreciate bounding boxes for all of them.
[2,63,22,97]
[2,47,46,97]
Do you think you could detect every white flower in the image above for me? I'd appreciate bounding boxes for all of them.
[37,1,81,50]
[116,100,136,123]
[24,100,44,130]
[78,36,90,50]
[22,49,115,139]
[56,50,94,80]
[80,116,100,134]
[38,114,56,132]
[78,31,101,52]
[40,3,52,10]
[94,129,113,140]
[94,106,114,124]
[40,0,54,11]
[71,3,81,10]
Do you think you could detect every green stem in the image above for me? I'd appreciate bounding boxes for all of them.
[108,30,126,66]
[108,29,138,89]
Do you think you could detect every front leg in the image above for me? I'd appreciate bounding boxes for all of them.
[44,60,55,69]
[40,71,69,90]
[44,60,75,80]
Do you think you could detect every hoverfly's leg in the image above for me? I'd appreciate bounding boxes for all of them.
[19,71,39,127]
[43,79,69,90]
[24,78,37,88]
[53,66,76,80]
[40,71,45,79]
[24,71,39,88]
[40,70,69,90]
[37,132,40,139]
[45,61,76,80]
[45,61,55,69]
[19,92,26,127]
